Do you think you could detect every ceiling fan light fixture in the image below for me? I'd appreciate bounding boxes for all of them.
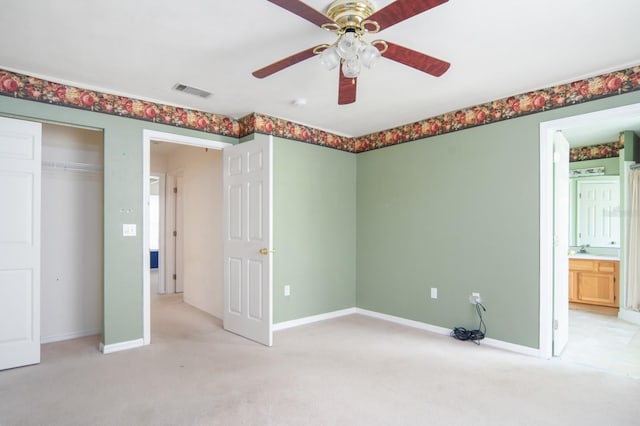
[319,45,341,70]
[342,57,360,78]
[359,42,380,68]
[336,31,360,60]
[253,0,451,105]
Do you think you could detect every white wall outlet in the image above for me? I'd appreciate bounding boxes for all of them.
[430,288,438,299]
[284,285,291,297]
[470,292,482,304]
[122,224,136,237]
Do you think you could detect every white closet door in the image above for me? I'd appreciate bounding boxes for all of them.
[0,117,41,370]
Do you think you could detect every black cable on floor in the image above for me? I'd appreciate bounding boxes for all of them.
[451,302,486,345]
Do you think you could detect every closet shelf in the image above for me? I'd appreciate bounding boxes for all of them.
[42,160,103,173]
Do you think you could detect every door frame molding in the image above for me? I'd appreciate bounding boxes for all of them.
[149,172,166,294]
[539,102,640,358]
[142,130,231,345]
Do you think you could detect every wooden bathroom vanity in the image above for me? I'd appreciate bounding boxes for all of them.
[569,257,619,308]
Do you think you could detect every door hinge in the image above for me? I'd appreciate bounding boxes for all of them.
[173,274,177,280]
[173,187,178,194]
[173,230,177,237]
[553,319,559,330]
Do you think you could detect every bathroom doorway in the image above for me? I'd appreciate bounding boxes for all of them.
[541,102,640,377]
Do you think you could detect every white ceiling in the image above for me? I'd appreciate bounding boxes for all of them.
[1,0,640,143]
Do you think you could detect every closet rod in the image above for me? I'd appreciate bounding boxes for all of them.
[631,163,640,170]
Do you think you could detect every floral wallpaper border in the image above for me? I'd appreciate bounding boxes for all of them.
[241,112,354,152]
[2,65,640,153]
[350,66,640,153]
[0,69,240,137]
[249,65,640,153]
[569,141,624,162]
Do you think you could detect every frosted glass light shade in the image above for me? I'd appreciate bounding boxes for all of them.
[342,58,360,78]
[336,32,359,60]
[359,43,380,68]
[319,46,340,71]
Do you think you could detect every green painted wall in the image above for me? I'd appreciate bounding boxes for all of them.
[3,88,640,350]
[273,138,356,323]
[622,130,639,161]
[356,91,640,349]
[0,96,234,345]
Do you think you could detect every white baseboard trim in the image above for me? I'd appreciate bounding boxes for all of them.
[356,308,451,335]
[273,308,357,331]
[356,308,541,358]
[480,337,541,357]
[41,328,101,344]
[271,306,541,358]
[619,308,640,326]
[99,338,144,354]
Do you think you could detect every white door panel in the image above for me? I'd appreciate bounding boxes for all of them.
[223,136,272,346]
[0,117,41,370]
[577,180,620,247]
[175,176,184,293]
[553,131,569,356]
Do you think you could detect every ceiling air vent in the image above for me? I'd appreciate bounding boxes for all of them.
[172,83,212,98]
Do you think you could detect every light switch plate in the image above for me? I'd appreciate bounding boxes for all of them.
[430,288,437,299]
[123,224,137,237]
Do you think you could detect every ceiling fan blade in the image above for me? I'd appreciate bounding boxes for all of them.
[253,46,321,78]
[266,0,336,28]
[381,41,450,77]
[338,66,357,105]
[368,0,448,30]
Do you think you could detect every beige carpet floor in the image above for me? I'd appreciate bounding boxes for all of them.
[1,294,639,426]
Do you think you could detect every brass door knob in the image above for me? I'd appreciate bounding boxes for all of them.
[259,248,275,255]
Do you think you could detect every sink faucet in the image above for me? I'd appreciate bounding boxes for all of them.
[579,245,588,253]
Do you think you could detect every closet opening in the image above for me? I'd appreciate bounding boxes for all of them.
[41,123,104,349]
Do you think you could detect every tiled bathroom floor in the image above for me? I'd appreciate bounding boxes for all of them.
[561,309,640,378]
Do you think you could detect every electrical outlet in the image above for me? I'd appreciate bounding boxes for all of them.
[469,292,482,304]
[284,285,291,297]
[430,288,438,299]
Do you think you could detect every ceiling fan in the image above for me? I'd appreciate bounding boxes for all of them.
[252,0,451,105]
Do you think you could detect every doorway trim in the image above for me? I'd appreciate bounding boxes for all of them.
[142,129,231,345]
[539,102,640,359]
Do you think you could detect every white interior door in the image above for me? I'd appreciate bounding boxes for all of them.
[164,174,176,294]
[223,135,272,346]
[0,117,42,370]
[577,180,621,247]
[175,176,184,293]
[553,131,569,356]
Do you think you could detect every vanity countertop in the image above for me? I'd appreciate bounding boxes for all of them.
[568,253,620,261]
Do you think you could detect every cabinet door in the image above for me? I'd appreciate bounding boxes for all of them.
[568,270,579,302]
[576,272,616,306]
